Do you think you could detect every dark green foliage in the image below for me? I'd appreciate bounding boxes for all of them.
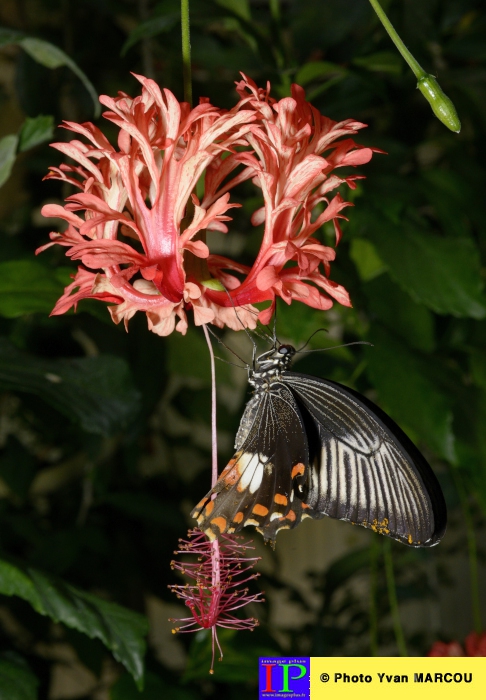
[0,558,148,687]
[0,0,485,698]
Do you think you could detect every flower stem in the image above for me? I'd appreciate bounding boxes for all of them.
[269,0,281,23]
[451,467,483,633]
[368,0,425,79]
[202,323,223,670]
[369,537,380,656]
[202,324,218,488]
[383,539,408,656]
[368,0,461,132]
[181,0,192,106]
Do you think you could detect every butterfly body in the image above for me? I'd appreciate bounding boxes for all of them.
[192,344,447,548]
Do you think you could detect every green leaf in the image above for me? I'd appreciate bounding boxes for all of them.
[121,14,179,55]
[349,238,387,282]
[0,557,148,689]
[365,327,455,462]
[0,27,24,47]
[18,115,54,152]
[20,37,67,69]
[0,655,38,700]
[0,29,99,117]
[353,51,403,74]
[213,17,258,53]
[369,226,486,319]
[214,0,252,21]
[0,339,141,435]
[0,260,72,318]
[295,60,347,86]
[0,134,19,189]
[364,274,435,353]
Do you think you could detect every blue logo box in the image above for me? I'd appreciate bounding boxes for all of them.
[259,657,310,699]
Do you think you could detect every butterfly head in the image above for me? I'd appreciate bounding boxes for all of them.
[250,344,296,383]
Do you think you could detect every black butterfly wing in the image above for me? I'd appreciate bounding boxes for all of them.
[191,383,312,545]
[283,372,447,547]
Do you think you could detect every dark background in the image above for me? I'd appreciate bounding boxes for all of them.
[0,1,485,698]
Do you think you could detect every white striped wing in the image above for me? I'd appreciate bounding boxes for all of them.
[284,372,446,547]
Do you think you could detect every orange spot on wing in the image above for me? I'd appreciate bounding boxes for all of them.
[286,510,296,522]
[218,452,242,486]
[204,501,214,516]
[210,516,227,532]
[233,512,244,524]
[223,469,240,487]
[252,504,269,517]
[291,463,305,479]
[301,502,310,509]
[274,493,288,506]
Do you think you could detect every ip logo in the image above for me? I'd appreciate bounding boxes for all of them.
[259,657,310,699]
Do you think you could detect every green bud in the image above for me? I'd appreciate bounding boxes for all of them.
[417,74,461,133]
[200,278,226,291]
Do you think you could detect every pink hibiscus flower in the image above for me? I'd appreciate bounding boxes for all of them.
[39,74,378,333]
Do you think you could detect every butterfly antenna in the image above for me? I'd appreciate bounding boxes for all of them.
[297,341,374,355]
[222,286,259,367]
[214,355,247,370]
[272,301,281,348]
[296,327,329,353]
[204,324,249,367]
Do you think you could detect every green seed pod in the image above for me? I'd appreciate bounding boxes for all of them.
[417,74,461,133]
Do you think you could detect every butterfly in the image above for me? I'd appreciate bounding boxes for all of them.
[191,341,447,548]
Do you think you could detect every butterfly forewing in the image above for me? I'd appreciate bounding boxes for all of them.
[284,373,447,546]
[191,383,311,543]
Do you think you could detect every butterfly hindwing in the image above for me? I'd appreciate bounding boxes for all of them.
[191,384,311,544]
[284,372,447,546]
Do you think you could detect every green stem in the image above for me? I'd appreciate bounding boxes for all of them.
[368,0,461,133]
[451,468,482,633]
[383,539,408,656]
[368,0,425,79]
[269,0,281,23]
[181,0,192,106]
[369,537,380,656]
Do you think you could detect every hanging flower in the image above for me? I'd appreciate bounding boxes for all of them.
[168,529,263,673]
[38,74,259,335]
[202,74,381,324]
[38,73,378,333]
